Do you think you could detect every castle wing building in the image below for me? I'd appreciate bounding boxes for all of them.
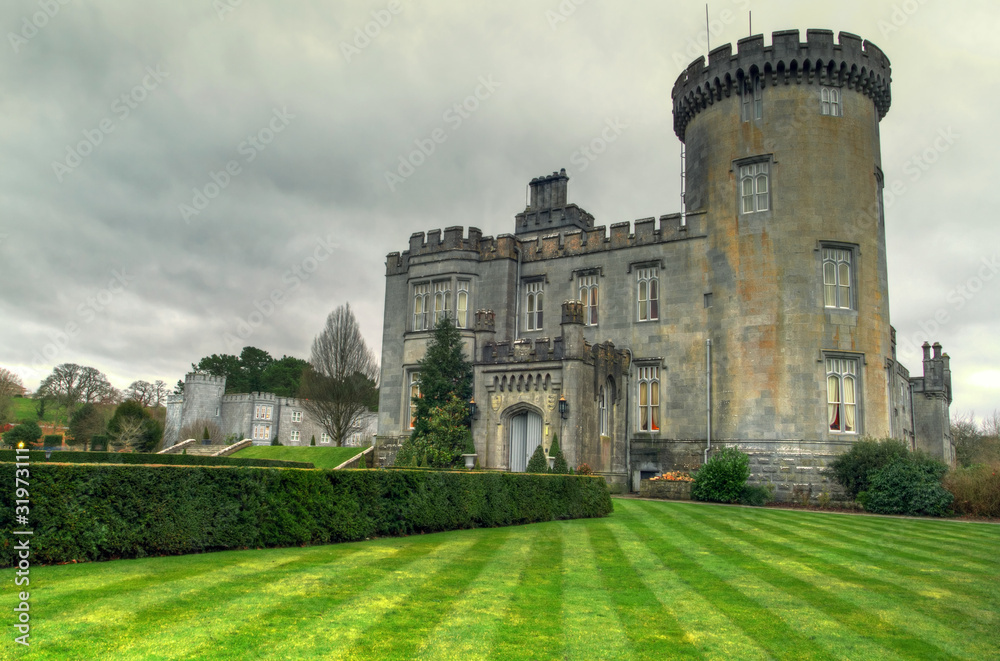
[376,30,954,497]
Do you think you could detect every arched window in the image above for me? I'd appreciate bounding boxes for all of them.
[456,280,469,328]
[821,87,841,116]
[822,248,853,309]
[579,275,598,326]
[637,366,660,432]
[742,73,762,121]
[827,358,858,433]
[525,282,543,331]
[433,281,452,323]
[412,283,430,330]
[739,161,769,214]
[636,268,658,321]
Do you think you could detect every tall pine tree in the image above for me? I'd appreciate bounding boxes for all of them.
[396,315,473,466]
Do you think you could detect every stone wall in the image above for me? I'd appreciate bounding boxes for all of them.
[639,480,692,500]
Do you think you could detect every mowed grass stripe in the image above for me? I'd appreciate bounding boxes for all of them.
[605,505,771,660]
[720,508,1000,622]
[820,510,1000,548]
[410,530,536,660]
[748,509,1000,595]
[587,520,705,659]
[95,538,452,661]
[741,507,994,575]
[490,524,566,660]
[239,533,485,660]
[757,508,1000,561]
[677,504,996,657]
[560,520,633,660]
[617,501,838,660]
[338,530,514,659]
[26,545,371,659]
[658,502,966,660]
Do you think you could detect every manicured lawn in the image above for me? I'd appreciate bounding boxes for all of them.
[7,499,998,660]
[229,444,365,469]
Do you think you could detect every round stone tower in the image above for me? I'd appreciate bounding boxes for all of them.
[672,29,893,443]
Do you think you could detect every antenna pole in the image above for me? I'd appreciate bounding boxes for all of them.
[705,4,710,53]
[749,10,752,36]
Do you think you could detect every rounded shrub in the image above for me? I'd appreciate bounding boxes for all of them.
[860,455,953,516]
[826,438,909,500]
[692,446,750,504]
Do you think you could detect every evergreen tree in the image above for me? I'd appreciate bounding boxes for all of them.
[396,315,473,466]
[310,435,316,446]
[3,421,42,448]
[526,444,549,473]
[411,315,473,438]
[550,434,568,474]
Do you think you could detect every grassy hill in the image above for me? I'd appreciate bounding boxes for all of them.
[230,445,365,469]
[9,397,71,425]
[15,498,999,660]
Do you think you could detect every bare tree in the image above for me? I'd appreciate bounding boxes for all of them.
[178,418,225,444]
[126,380,155,406]
[299,303,379,446]
[37,363,84,410]
[109,416,147,452]
[152,380,168,407]
[78,367,114,404]
[0,368,25,426]
[37,364,114,410]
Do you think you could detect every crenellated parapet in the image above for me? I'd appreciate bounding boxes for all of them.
[185,372,226,386]
[385,212,704,275]
[474,309,496,333]
[480,337,565,364]
[672,29,892,140]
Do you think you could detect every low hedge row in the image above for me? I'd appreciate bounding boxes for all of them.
[0,450,312,469]
[0,465,612,566]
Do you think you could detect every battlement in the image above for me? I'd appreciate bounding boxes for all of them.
[561,300,585,325]
[385,212,704,275]
[474,309,496,333]
[481,337,565,364]
[672,29,892,140]
[185,372,226,386]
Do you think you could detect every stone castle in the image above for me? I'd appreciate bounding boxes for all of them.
[164,372,375,447]
[374,29,954,497]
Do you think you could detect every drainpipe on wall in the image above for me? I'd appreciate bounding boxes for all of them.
[705,338,712,464]
[624,348,633,492]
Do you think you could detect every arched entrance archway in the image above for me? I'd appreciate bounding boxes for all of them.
[509,409,543,472]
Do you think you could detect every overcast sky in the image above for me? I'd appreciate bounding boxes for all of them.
[2,0,997,420]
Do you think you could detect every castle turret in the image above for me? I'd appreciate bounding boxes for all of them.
[672,30,894,443]
[911,342,954,464]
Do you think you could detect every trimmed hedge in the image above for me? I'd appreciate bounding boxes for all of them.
[0,465,612,566]
[0,450,312,469]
